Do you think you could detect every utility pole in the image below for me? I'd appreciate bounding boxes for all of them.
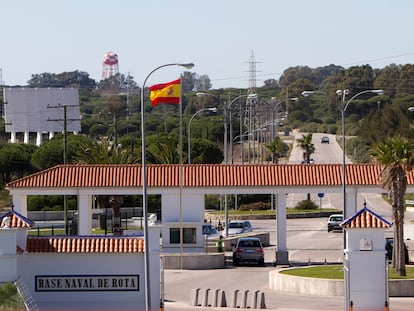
[48,104,81,235]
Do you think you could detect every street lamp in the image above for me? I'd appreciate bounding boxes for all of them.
[336,89,384,219]
[140,62,194,311]
[226,94,257,164]
[187,107,217,163]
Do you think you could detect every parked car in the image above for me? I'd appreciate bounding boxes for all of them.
[321,136,330,144]
[385,237,409,264]
[327,214,343,232]
[227,220,253,235]
[301,158,315,164]
[232,237,264,266]
[202,223,221,239]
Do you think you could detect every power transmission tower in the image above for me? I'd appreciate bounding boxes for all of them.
[248,50,258,95]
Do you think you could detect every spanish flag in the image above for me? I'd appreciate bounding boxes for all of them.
[149,78,181,107]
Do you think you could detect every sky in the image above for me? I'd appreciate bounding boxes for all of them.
[2,0,414,90]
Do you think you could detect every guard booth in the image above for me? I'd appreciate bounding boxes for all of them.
[341,205,391,311]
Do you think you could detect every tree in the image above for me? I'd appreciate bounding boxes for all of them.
[395,64,414,98]
[265,137,288,164]
[31,134,93,170]
[374,64,400,98]
[75,139,136,233]
[296,133,315,163]
[181,71,196,93]
[370,136,414,276]
[27,71,96,90]
[189,138,224,164]
[297,133,315,200]
[0,143,37,186]
[194,74,212,91]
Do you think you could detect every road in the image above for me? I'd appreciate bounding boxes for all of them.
[163,132,414,310]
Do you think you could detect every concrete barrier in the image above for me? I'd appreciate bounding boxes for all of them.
[269,267,414,297]
[190,288,265,309]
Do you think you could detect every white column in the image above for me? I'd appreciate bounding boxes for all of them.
[23,131,29,144]
[36,131,42,146]
[49,132,54,140]
[345,188,358,219]
[77,193,92,235]
[276,193,289,265]
[11,193,28,217]
[147,225,161,309]
[10,131,16,143]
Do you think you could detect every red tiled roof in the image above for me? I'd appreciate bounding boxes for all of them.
[341,207,392,229]
[26,236,145,253]
[6,163,409,189]
[0,210,34,229]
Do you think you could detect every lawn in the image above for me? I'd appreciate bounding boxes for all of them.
[281,265,414,280]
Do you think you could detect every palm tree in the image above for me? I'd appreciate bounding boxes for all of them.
[265,137,288,164]
[371,136,414,276]
[75,139,135,234]
[296,133,315,163]
[297,133,315,200]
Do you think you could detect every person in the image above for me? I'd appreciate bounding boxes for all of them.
[216,235,224,253]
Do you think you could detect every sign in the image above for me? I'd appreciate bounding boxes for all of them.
[35,275,139,292]
[317,193,324,198]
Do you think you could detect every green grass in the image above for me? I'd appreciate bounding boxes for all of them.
[28,228,66,236]
[281,265,414,280]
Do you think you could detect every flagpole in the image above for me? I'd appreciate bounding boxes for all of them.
[140,63,194,311]
[179,74,184,269]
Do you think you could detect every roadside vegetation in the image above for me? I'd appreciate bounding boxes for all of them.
[0,283,25,310]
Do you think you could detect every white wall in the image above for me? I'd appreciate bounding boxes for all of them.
[0,229,17,282]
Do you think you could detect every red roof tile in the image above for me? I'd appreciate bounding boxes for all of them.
[341,207,392,229]
[0,210,34,229]
[26,236,144,253]
[6,163,408,189]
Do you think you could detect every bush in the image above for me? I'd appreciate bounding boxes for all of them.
[295,199,318,210]
[238,201,270,211]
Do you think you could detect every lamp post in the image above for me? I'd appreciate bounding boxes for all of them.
[187,107,217,164]
[140,62,194,311]
[336,89,384,219]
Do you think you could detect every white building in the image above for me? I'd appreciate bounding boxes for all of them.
[0,209,160,310]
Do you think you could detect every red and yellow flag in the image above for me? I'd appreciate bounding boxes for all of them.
[149,78,181,107]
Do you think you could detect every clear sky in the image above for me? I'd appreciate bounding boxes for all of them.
[2,0,414,89]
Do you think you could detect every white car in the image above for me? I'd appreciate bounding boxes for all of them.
[327,214,343,232]
[227,220,253,235]
[202,223,221,239]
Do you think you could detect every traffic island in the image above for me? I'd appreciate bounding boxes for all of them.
[269,267,414,297]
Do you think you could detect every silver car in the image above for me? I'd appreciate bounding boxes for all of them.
[227,220,253,235]
[232,237,264,266]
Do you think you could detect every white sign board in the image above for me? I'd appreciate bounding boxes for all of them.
[3,88,81,132]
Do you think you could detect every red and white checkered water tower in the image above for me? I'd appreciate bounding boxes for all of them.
[101,51,119,80]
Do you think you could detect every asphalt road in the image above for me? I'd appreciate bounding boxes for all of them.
[163,132,414,310]
[164,217,414,311]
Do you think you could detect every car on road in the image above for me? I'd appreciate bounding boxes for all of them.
[321,136,330,144]
[385,237,409,264]
[327,214,343,232]
[202,223,221,239]
[301,158,315,164]
[232,237,264,266]
[227,220,253,235]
